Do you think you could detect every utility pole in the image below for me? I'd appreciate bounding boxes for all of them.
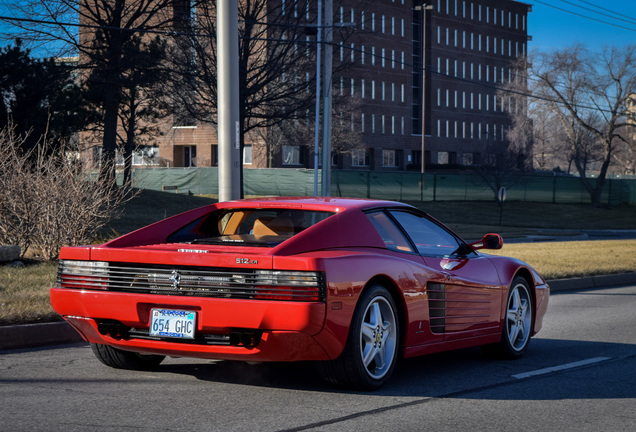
[313,0,322,196]
[217,0,241,202]
[321,0,333,197]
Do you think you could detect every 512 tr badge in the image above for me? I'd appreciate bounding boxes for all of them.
[236,257,258,265]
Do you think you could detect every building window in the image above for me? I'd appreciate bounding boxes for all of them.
[352,149,369,166]
[243,145,252,165]
[438,151,449,164]
[282,145,303,165]
[383,149,397,167]
[184,145,197,167]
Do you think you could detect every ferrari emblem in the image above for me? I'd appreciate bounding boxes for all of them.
[169,270,181,290]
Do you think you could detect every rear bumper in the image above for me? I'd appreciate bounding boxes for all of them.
[51,288,333,361]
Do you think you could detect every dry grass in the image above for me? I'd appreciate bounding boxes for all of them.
[488,239,636,279]
[0,261,60,325]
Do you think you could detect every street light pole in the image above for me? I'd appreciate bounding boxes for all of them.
[217,0,241,202]
[321,0,333,197]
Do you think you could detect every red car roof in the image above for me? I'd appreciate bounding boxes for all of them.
[217,197,413,213]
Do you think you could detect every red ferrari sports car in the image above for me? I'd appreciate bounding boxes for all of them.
[51,197,549,389]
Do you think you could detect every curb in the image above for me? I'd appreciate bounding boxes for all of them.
[547,272,636,292]
[1,273,635,352]
[0,321,84,351]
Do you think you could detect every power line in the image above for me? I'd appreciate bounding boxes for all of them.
[570,0,636,25]
[557,0,636,26]
[531,0,636,32]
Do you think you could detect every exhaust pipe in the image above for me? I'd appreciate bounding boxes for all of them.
[229,332,242,346]
[97,320,129,339]
[228,331,260,348]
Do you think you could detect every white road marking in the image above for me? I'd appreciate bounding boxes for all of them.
[512,356,611,379]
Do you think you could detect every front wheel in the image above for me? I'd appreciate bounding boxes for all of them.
[483,276,534,359]
[91,343,165,370]
[318,285,400,390]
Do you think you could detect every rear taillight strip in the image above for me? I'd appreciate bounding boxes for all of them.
[57,260,326,302]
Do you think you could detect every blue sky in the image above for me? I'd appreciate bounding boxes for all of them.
[528,0,636,51]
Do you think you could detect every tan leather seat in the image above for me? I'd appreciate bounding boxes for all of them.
[252,217,294,237]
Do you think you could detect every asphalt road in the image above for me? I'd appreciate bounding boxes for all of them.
[1,284,635,432]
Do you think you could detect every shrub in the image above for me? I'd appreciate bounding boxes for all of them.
[0,127,133,259]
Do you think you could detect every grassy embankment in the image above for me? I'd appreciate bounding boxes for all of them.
[1,190,635,325]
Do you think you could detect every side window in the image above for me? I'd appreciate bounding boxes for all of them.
[389,211,462,256]
[366,211,414,253]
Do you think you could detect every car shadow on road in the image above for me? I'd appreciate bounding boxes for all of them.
[153,337,636,398]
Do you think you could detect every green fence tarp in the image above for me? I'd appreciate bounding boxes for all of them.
[130,167,636,205]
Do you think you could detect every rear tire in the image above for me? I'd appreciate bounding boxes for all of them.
[318,285,399,390]
[90,343,165,370]
[483,276,533,359]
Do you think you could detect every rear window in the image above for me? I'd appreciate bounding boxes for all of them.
[167,208,334,246]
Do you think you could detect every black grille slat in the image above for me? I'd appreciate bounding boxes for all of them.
[58,261,326,301]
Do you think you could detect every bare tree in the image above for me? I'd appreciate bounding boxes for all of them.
[260,92,365,167]
[527,45,636,207]
[167,1,354,189]
[170,0,320,131]
[1,0,187,182]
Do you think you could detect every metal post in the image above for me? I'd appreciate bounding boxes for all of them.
[313,0,322,196]
[217,0,241,202]
[420,3,433,174]
[321,0,333,197]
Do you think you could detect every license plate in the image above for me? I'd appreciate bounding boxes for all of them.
[150,309,196,339]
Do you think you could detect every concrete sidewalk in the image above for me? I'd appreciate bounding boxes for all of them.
[2,272,635,351]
